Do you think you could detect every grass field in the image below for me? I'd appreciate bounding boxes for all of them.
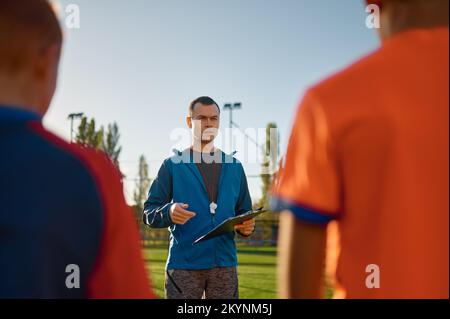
[143,245,277,299]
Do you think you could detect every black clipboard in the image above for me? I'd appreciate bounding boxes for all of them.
[193,207,266,245]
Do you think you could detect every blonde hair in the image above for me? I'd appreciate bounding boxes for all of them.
[0,0,63,74]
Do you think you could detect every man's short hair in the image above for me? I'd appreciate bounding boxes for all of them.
[0,0,63,74]
[189,96,220,116]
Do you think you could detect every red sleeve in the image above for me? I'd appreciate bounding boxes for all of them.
[84,150,154,299]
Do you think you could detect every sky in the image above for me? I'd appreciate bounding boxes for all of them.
[44,0,379,203]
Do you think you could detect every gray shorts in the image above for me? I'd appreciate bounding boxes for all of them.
[165,267,239,299]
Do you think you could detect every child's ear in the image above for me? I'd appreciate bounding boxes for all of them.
[186,116,192,129]
[33,44,60,81]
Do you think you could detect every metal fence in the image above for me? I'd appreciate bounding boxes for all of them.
[140,219,279,248]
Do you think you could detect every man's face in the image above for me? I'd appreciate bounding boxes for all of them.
[187,103,220,143]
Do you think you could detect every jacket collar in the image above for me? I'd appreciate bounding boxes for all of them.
[0,105,42,123]
[172,148,236,198]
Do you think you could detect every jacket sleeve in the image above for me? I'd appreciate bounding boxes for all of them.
[142,159,174,229]
[235,163,253,215]
[235,163,254,237]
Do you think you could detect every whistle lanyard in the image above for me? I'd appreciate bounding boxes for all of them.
[196,161,220,204]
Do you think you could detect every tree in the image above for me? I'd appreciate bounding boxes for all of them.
[75,116,103,150]
[94,126,104,151]
[258,122,279,208]
[133,155,151,211]
[254,123,280,246]
[132,155,151,238]
[131,155,167,245]
[75,116,88,146]
[75,116,122,172]
[103,123,122,168]
[86,118,96,147]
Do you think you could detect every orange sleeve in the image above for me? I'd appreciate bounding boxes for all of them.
[85,150,154,299]
[271,90,341,223]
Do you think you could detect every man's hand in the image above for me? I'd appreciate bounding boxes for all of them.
[170,203,196,225]
[234,218,255,236]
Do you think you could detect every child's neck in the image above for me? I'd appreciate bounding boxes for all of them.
[0,76,41,114]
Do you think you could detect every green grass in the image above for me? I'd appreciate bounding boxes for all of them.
[143,246,277,299]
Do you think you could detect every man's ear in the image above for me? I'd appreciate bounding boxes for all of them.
[186,116,192,129]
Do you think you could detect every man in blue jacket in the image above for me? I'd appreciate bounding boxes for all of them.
[143,96,255,299]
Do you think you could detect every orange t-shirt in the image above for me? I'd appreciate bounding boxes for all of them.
[272,27,449,298]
